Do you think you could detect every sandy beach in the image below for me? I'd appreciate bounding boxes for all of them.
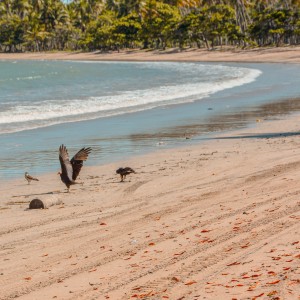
[1,48,300,299]
[1,112,300,300]
[0,46,300,63]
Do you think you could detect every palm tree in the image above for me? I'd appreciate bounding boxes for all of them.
[0,0,12,17]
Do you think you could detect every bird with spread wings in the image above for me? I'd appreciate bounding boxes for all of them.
[58,144,92,192]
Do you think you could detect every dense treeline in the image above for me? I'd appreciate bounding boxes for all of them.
[0,0,300,52]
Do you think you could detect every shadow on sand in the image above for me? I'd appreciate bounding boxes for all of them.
[212,131,300,140]
[12,191,62,198]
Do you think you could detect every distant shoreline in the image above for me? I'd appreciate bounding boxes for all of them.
[1,46,300,63]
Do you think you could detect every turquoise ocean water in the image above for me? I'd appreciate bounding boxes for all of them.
[0,60,299,180]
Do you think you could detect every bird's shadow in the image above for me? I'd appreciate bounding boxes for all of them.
[210,131,300,140]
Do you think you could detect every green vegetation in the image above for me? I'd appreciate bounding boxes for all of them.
[0,0,299,52]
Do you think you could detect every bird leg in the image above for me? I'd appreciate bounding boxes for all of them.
[120,174,124,182]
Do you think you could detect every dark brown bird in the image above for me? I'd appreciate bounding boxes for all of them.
[25,172,39,184]
[116,167,136,182]
[58,144,91,192]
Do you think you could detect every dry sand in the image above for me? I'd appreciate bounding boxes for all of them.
[0,46,300,63]
[1,112,300,300]
[1,48,300,299]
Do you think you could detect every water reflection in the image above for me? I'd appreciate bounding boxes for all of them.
[128,97,300,141]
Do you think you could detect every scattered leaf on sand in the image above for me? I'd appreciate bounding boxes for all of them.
[88,268,97,272]
[171,277,180,282]
[267,280,280,285]
[225,248,233,252]
[185,280,197,285]
[138,290,153,297]
[288,279,300,285]
[241,242,250,248]
[227,262,240,266]
[199,239,214,243]
[247,282,258,291]
[252,293,264,299]
[290,215,300,220]
[272,257,281,260]
[268,271,276,276]
[174,251,185,256]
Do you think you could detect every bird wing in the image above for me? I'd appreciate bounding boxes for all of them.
[59,145,73,182]
[124,167,136,173]
[27,174,37,180]
[70,147,92,180]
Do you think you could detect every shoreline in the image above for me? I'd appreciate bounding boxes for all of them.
[1,111,300,299]
[1,46,300,63]
[2,109,300,185]
[1,59,300,182]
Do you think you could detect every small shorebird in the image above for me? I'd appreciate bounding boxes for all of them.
[116,167,136,182]
[58,144,92,192]
[25,172,39,184]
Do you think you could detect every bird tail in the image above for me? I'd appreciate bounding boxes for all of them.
[33,178,39,181]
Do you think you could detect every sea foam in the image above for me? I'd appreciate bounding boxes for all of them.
[0,63,261,134]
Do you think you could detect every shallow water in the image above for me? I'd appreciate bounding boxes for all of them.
[0,61,299,180]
